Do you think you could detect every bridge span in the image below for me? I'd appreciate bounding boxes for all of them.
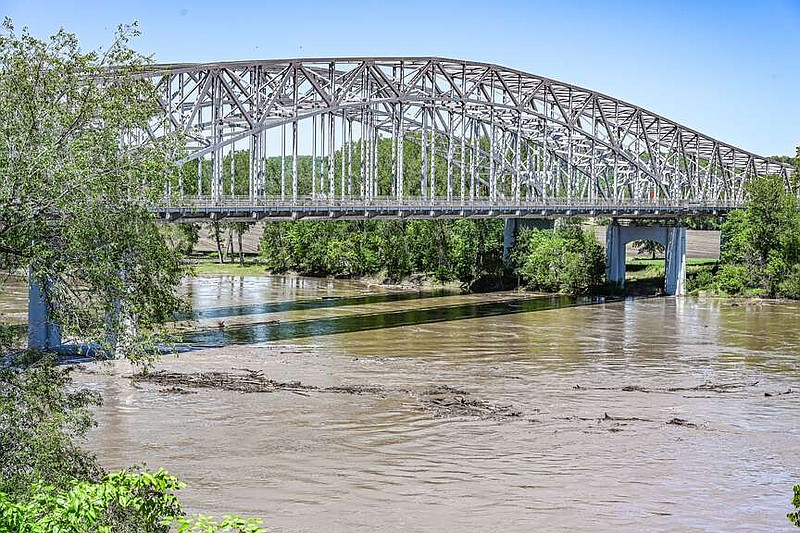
[26,57,797,350]
[140,57,793,212]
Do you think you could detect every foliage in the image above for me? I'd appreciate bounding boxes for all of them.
[0,356,265,532]
[228,222,253,266]
[173,134,483,201]
[789,484,800,527]
[716,174,800,298]
[0,21,264,533]
[679,215,724,230]
[259,219,504,287]
[511,224,605,294]
[632,239,664,259]
[685,264,715,293]
[0,468,265,533]
[164,224,200,257]
[0,355,102,500]
[0,20,186,359]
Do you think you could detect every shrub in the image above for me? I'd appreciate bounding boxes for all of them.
[714,264,750,295]
[790,484,800,527]
[0,469,265,533]
[512,226,605,294]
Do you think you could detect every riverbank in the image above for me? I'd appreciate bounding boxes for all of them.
[187,258,465,291]
[187,256,719,298]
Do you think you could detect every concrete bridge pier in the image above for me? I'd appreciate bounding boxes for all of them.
[605,223,686,295]
[27,269,62,351]
[503,218,555,262]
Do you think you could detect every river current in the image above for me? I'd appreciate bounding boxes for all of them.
[65,275,799,532]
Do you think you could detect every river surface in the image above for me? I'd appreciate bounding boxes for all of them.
[66,275,800,532]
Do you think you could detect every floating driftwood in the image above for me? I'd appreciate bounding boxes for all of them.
[130,369,522,420]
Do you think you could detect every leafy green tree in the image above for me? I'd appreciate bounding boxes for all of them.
[719,174,800,297]
[0,356,102,500]
[0,468,265,533]
[228,222,253,266]
[512,225,605,294]
[0,20,185,358]
[632,239,664,259]
[258,218,504,286]
[0,20,267,533]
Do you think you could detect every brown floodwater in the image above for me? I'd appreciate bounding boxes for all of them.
[26,275,800,531]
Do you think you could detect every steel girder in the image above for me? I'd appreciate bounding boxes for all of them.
[140,57,792,207]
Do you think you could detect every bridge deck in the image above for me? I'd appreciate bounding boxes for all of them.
[155,196,739,222]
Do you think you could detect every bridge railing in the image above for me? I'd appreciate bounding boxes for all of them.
[155,195,745,211]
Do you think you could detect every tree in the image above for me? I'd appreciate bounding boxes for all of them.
[163,224,200,257]
[719,173,800,297]
[0,20,185,359]
[632,240,664,259]
[0,22,267,531]
[511,224,605,294]
[227,222,253,266]
[0,356,102,500]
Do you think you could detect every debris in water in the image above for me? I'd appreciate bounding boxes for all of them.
[129,370,523,421]
[157,386,196,395]
[764,388,794,397]
[666,418,698,428]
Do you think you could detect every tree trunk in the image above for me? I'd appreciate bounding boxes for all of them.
[225,229,234,264]
[213,223,224,264]
[237,226,245,266]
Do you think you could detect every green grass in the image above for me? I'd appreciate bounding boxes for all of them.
[627,257,717,267]
[623,257,719,295]
[188,260,271,276]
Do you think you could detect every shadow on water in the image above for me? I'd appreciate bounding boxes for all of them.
[180,288,459,321]
[182,294,613,347]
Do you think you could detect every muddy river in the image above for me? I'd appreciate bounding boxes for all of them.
[51,276,800,531]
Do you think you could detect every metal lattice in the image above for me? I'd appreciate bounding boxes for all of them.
[138,57,792,218]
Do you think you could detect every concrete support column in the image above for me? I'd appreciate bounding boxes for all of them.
[27,269,61,351]
[605,223,626,289]
[502,218,517,262]
[664,226,686,296]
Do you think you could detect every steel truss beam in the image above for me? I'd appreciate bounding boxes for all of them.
[141,57,793,209]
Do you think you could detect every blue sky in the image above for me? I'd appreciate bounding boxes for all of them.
[4,0,799,156]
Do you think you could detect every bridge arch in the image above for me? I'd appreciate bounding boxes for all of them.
[140,57,792,209]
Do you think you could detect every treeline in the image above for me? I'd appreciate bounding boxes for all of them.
[170,135,491,199]
[689,173,800,298]
[257,217,609,295]
[259,219,506,289]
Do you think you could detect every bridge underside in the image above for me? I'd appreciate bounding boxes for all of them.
[157,199,732,223]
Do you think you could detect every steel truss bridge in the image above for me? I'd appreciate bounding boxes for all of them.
[140,57,793,221]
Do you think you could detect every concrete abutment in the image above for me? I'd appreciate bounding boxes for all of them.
[605,223,686,296]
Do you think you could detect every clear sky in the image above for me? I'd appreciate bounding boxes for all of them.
[4,0,799,156]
